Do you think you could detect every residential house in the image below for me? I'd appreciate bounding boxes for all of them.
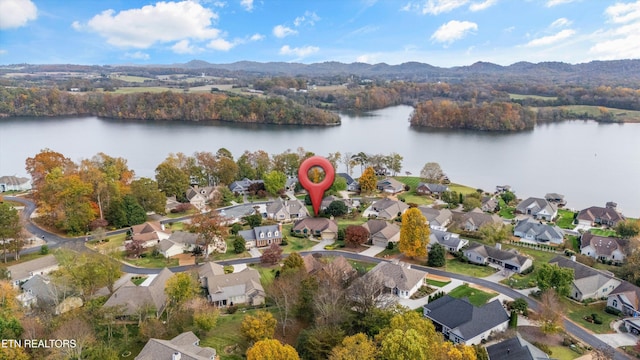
[266,198,309,222]
[228,178,264,195]
[463,242,533,273]
[623,318,640,335]
[320,195,357,212]
[423,295,509,345]
[607,281,640,317]
[429,229,469,253]
[238,224,282,248]
[455,208,503,232]
[577,203,625,227]
[486,333,550,360]
[285,177,298,192]
[416,183,449,197]
[130,221,172,248]
[361,219,400,248]
[185,186,217,212]
[513,218,564,244]
[367,198,409,220]
[548,256,621,301]
[103,268,174,318]
[376,178,405,194]
[0,175,31,192]
[159,231,226,258]
[515,197,557,221]
[135,331,217,360]
[418,206,453,229]
[545,193,567,206]
[18,274,57,308]
[481,196,498,213]
[338,173,360,192]
[364,260,427,299]
[301,254,357,282]
[292,217,338,240]
[7,254,59,287]
[199,264,265,307]
[580,232,628,263]
[495,185,511,193]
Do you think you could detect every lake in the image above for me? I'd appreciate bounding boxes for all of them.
[1,105,639,217]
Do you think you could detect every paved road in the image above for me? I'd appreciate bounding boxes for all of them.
[8,196,630,359]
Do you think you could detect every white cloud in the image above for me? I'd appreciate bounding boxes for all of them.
[546,0,576,7]
[293,11,320,27]
[589,1,640,60]
[240,0,253,11]
[431,20,478,44]
[551,17,572,28]
[172,39,198,54]
[0,0,37,29]
[279,45,319,58]
[525,29,575,47]
[124,51,150,60]
[421,0,469,15]
[469,0,497,12]
[250,33,265,41]
[0,49,7,55]
[273,25,297,38]
[605,0,640,23]
[208,38,234,51]
[76,1,221,48]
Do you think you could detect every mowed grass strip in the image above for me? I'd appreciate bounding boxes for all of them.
[447,284,496,306]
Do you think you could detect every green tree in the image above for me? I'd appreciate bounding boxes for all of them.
[509,310,518,328]
[247,339,300,360]
[130,177,166,214]
[441,191,459,206]
[329,333,376,360]
[296,325,345,360]
[479,223,511,245]
[264,170,287,195]
[325,201,348,217]
[399,207,429,258]
[462,197,482,212]
[244,214,262,228]
[54,251,122,299]
[233,236,246,254]
[241,310,277,344]
[0,203,20,263]
[282,252,305,273]
[536,263,574,296]
[427,244,446,267]
[155,160,189,200]
[165,272,199,320]
[386,152,403,176]
[106,195,146,228]
[616,219,640,239]
[358,167,377,195]
[500,191,516,205]
[329,176,347,194]
[511,298,529,315]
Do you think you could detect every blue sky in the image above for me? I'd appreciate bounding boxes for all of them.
[1,0,639,66]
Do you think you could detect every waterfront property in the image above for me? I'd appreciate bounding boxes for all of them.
[515,197,557,221]
[580,232,628,263]
[577,202,625,227]
[423,295,509,345]
[607,281,640,317]
[513,218,564,244]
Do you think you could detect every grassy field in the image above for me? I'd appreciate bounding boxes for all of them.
[200,309,255,360]
[563,300,619,334]
[501,243,559,264]
[426,278,451,287]
[398,193,433,206]
[556,209,577,229]
[547,345,581,360]
[110,86,182,94]
[250,264,278,286]
[499,206,516,219]
[124,254,179,268]
[444,258,496,277]
[502,270,537,290]
[536,105,640,123]
[589,228,618,237]
[448,284,496,306]
[509,93,558,101]
[282,236,317,253]
[112,75,156,83]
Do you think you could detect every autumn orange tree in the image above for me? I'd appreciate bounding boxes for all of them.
[358,167,377,195]
[398,206,429,258]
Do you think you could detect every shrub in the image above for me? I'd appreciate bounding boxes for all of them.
[532,342,552,355]
[520,264,535,275]
[227,304,238,314]
[386,241,394,250]
[605,306,622,316]
[40,245,49,255]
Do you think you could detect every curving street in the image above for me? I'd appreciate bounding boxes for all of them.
[7,196,631,359]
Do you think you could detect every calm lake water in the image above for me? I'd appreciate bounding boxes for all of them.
[1,105,639,217]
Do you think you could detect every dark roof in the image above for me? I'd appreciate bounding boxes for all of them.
[548,255,605,280]
[466,242,530,267]
[417,182,448,193]
[238,225,281,241]
[423,295,509,341]
[337,173,356,185]
[430,229,466,249]
[486,334,549,360]
[580,232,628,256]
[577,205,624,223]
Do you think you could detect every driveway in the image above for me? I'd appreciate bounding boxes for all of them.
[595,333,638,348]
[359,245,385,257]
[249,247,262,258]
[312,239,334,251]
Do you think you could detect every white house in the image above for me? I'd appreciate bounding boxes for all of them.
[0,176,31,192]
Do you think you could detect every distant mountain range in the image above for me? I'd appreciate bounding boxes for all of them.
[5,59,640,85]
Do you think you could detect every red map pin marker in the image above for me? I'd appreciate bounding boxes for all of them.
[298,156,335,216]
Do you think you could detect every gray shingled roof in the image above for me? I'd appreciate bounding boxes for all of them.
[238,225,281,241]
[458,208,502,229]
[135,331,216,360]
[292,217,338,233]
[486,334,549,360]
[423,295,509,341]
[549,256,618,297]
[7,254,58,282]
[367,261,426,292]
[429,229,466,250]
[515,197,556,216]
[104,268,173,316]
[466,242,530,266]
[371,198,409,219]
[0,176,30,186]
[514,218,564,242]
[418,206,452,227]
[204,268,265,303]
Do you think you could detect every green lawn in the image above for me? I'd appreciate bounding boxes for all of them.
[563,300,619,334]
[509,93,558,101]
[210,237,251,261]
[348,260,377,273]
[556,209,577,229]
[131,276,148,286]
[426,279,451,287]
[393,176,422,189]
[375,245,401,258]
[501,243,559,265]
[447,284,496,306]
[499,206,516,219]
[502,270,537,290]
[336,218,369,227]
[123,254,179,268]
[250,264,278,287]
[444,258,496,278]
[398,193,433,206]
[200,310,255,360]
[282,236,316,253]
[589,228,618,237]
[547,345,581,360]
